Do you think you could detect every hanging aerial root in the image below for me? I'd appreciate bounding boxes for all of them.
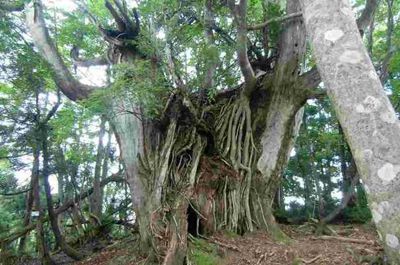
[214,97,257,232]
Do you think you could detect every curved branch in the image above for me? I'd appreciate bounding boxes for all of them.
[247,12,302,31]
[70,46,108,67]
[0,1,24,12]
[321,166,359,224]
[0,172,125,245]
[25,1,100,101]
[0,188,32,196]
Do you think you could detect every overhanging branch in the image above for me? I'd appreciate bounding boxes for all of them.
[0,188,32,196]
[247,12,302,31]
[25,0,100,101]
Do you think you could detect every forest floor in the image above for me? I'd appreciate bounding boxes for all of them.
[71,224,384,265]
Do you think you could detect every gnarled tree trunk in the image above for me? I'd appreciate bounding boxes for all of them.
[22,0,378,263]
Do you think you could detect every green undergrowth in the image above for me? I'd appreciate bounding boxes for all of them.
[187,237,222,265]
[223,230,239,239]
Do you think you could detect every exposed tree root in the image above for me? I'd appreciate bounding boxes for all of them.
[300,254,322,264]
[312,235,376,245]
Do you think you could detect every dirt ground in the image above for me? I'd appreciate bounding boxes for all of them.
[74,224,384,265]
[216,224,383,265]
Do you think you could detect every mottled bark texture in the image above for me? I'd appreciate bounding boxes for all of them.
[301,0,400,263]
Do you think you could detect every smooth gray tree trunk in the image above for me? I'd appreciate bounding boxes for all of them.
[90,116,106,218]
[301,0,400,263]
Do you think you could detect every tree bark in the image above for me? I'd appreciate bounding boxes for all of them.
[41,124,84,261]
[21,0,331,263]
[18,177,34,252]
[254,0,307,239]
[90,116,107,218]
[301,0,400,262]
[32,145,53,264]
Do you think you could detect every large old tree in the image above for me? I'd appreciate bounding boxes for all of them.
[2,0,392,263]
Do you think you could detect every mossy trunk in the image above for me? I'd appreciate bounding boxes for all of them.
[24,0,315,263]
[105,2,308,261]
[109,80,306,263]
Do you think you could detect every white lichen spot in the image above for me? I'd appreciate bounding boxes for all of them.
[356,96,380,114]
[372,209,382,223]
[324,29,344,43]
[386,234,399,249]
[378,201,390,213]
[363,149,373,160]
[339,50,363,64]
[363,96,381,112]
[356,104,367,113]
[380,111,397,124]
[377,163,400,182]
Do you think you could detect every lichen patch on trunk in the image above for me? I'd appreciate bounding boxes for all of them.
[324,29,344,43]
[386,234,399,249]
[377,163,400,182]
[339,50,363,64]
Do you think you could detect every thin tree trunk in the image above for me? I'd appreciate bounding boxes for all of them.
[90,116,106,218]
[301,0,400,262]
[18,182,34,252]
[32,145,53,264]
[41,124,84,261]
[321,169,359,224]
[0,173,124,247]
[54,146,68,204]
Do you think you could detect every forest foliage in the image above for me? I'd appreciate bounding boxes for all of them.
[0,0,399,264]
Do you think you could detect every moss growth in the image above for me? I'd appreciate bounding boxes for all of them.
[188,238,222,265]
[269,224,292,244]
[292,258,302,265]
[223,230,239,239]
